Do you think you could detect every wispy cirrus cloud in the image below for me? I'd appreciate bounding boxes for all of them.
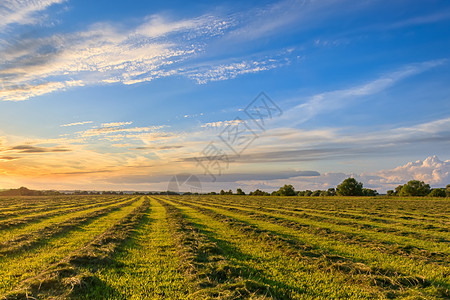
[0,156,21,160]
[9,145,71,153]
[0,13,235,101]
[280,60,447,126]
[60,121,93,127]
[186,58,287,84]
[101,121,133,127]
[0,0,64,30]
[0,3,302,101]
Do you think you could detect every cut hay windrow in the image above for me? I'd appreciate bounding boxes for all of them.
[0,197,139,255]
[156,197,276,299]
[2,197,150,300]
[169,197,449,299]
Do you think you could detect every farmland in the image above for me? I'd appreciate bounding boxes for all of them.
[0,195,448,299]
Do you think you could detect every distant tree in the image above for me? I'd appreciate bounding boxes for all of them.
[327,188,336,196]
[304,190,312,196]
[311,190,321,197]
[446,184,450,197]
[362,188,378,196]
[399,180,431,197]
[276,184,296,196]
[220,190,225,195]
[428,188,446,197]
[336,178,363,196]
[250,189,270,196]
[387,190,395,196]
[236,188,245,195]
[394,185,404,196]
[319,190,328,197]
[227,189,233,195]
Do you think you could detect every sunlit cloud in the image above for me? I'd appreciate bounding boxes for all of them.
[186,58,287,84]
[0,0,64,30]
[60,121,93,127]
[0,13,236,101]
[101,121,133,127]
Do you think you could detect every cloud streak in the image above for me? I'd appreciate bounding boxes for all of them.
[9,145,71,153]
[0,0,64,30]
[280,60,447,126]
[0,13,235,101]
[60,121,93,127]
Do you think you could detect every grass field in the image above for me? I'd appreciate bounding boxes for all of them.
[0,195,448,299]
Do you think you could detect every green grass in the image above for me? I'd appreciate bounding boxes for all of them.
[79,197,188,299]
[0,195,448,299]
[0,196,143,295]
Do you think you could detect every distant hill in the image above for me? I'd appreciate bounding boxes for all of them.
[0,187,60,196]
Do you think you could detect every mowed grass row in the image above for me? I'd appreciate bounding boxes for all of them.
[0,198,138,256]
[0,196,129,231]
[237,196,450,223]
[159,197,379,299]
[0,196,135,244]
[0,196,112,217]
[0,195,448,299]
[187,197,450,258]
[4,197,150,299]
[76,197,188,299]
[0,196,144,296]
[211,196,450,228]
[193,196,449,241]
[172,196,449,299]
[70,196,275,299]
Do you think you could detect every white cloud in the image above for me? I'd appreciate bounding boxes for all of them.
[234,156,449,193]
[101,122,133,128]
[0,6,297,101]
[0,0,64,30]
[0,80,84,101]
[280,60,447,126]
[375,156,450,186]
[187,58,286,84]
[60,121,93,127]
[0,14,231,101]
[201,119,244,128]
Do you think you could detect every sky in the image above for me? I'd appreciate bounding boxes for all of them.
[0,0,449,193]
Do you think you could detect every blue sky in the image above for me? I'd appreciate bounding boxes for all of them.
[0,0,449,192]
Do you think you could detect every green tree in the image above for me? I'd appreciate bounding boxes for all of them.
[394,185,403,196]
[276,184,296,196]
[311,190,321,197]
[428,188,446,197]
[250,189,269,196]
[327,188,336,196]
[220,190,225,195]
[399,180,431,197]
[236,188,245,195]
[336,178,363,196]
[446,184,450,197]
[387,190,395,196]
[362,188,378,196]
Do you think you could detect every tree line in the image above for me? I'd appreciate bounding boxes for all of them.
[217,178,450,197]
